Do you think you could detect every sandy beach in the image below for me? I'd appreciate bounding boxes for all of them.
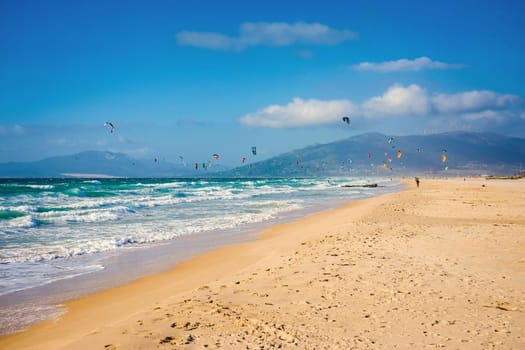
[1,177,524,349]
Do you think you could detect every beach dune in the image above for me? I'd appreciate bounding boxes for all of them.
[1,178,524,349]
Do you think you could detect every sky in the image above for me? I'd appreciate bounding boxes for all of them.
[1,0,524,165]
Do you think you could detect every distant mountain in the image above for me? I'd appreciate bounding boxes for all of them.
[0,151,228,178]
[221,132,525,177]
[1,132,524,178]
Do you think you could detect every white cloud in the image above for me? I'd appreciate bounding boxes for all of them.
[362,84,431,117]
[176,22,357,51]
[461,110,508,122]
[361,84,521,119]
[353,56,465,72]
[175,31,235,51]
[239,97,356,128]
[432,90,521,114]
[239,84,523,130]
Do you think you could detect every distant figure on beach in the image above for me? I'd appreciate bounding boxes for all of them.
[415,177,420,188]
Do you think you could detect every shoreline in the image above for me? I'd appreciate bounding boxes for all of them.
[0,178,401,336]
[1,177,524,349]
[0,225,260,335]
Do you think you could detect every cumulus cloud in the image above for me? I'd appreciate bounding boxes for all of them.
[360,85,523,134]
[176,22,357,51]
[353,56,465,72]
[239,84,523,130]
[461,110,508,122]
[431,90,521,114]
[239,97,356,128]
[362,84,431,117]
[361,84,521,118]
[176,32,234,50]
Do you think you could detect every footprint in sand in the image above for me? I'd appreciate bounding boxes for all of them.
[171,321,201,331]
[159,336,174,344]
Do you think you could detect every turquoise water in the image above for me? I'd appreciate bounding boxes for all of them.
[0,177,400,334]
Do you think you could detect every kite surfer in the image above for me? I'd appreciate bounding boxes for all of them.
[104,121,115,133]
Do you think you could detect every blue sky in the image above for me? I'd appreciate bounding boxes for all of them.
[1,0,524,165]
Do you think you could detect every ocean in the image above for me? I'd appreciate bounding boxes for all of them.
[0,177,401,334]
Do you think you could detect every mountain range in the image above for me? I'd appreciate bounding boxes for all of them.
[1,132,524,178]
[0,151,209,178]
[224,131,525,177]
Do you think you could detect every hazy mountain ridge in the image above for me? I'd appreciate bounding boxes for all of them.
[1,132,524,178]
[223,132,525,177]
[0,151,226,178]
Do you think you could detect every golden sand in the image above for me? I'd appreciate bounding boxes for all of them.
[1,178,524,349]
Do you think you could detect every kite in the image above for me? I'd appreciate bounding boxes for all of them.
[368,152,372,158]
[383,161,387,169]
[342,116,350,124]
[388,137,395,144]
[441,153,447,163]
[242,157,246,163]
[212,153,220,160]
[104,122,115,133]
[252,146,257,155]
[397,150,403,158]
[194,163,198,169]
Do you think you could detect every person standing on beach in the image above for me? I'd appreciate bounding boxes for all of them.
[415,177,420,188]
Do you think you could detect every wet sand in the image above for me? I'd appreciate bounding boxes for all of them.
[1,178,524,349]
